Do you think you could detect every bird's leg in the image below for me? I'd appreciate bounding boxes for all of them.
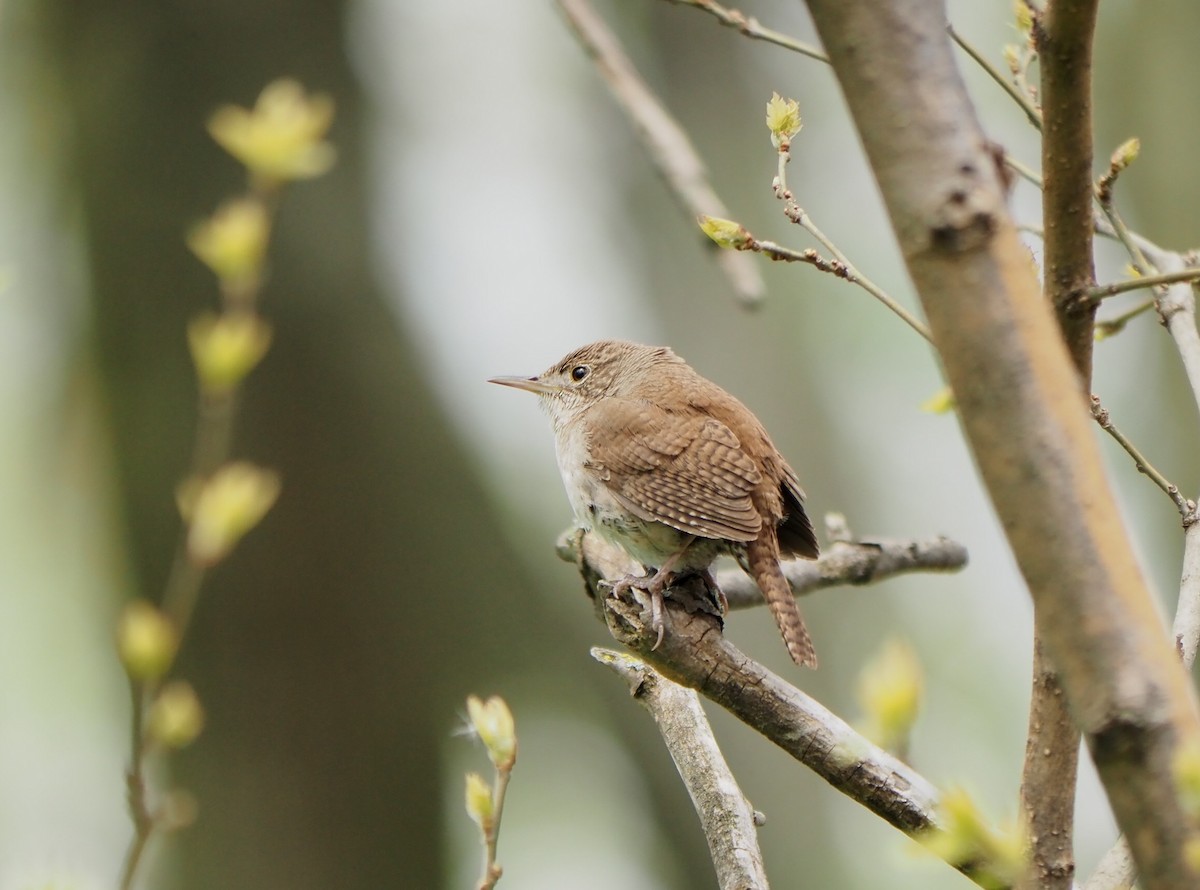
[610,537,697,650]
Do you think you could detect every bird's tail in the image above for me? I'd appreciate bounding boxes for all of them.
[743,535,817,668]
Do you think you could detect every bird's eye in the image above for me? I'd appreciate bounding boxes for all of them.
[570,365,589,382]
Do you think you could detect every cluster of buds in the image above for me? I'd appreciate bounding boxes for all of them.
[116,83,335,860]
[922,788,1028,887]
[116,602,203,748]
[463,695,517,888]
[697,92,804,252]
[175,79,334,569]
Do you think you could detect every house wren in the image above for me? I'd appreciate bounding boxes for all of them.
[490,340,820,668]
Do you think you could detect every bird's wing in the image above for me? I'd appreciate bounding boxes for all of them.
[777,463,819,559]
[583,398,763,542]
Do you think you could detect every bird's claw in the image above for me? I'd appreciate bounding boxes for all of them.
[610,570,671,650]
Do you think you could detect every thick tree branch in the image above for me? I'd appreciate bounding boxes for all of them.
[1018,3,1104,885]
[1037,0,1100,381]
[797,2,1200,889]
[1019,638,1079,890]
[593,648,770,890]
[555,0,765,306]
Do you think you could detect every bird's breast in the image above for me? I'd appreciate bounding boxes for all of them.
[552,422,726,570]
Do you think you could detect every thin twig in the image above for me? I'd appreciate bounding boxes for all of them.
[664,0,828,62]
[555,0,765,306]
[947,24,1042,130]
[770,137,933,342]
[717,533,967,608]
[479,766,513,890]
[556,525,969,611]
[785,208,932,342]
[1005,155,1044,190]
[1089,268,1200,300]
[594,649,770,890]
[1090,394,1194,520]
[1094,299,1154,339]
[1097,201,1151,276]
[118,682,152,890]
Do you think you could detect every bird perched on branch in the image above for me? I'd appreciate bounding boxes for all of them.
[490,340,820,667]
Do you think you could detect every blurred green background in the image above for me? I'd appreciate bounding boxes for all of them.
[2,0,1197,888]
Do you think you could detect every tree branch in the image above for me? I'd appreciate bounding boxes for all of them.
[1090,394,1194,519]
[1090,268,1200,300]
[796,3,1200,889]
[946,23,1043,131]
[570,531,1017,886]
[1085,246,1200,890]
[1038,0,1100,379]
[557,521,969,612]
[593,648,770,890]
[1019,637,1080,890]
[717,532,967,608]
[1019,4,1104,884]
[555,0,765,306]
[663,0,828,63]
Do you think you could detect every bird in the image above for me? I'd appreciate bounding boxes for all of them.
[489,339,819,667]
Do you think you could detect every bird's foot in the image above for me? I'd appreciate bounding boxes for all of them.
[610,566,678,650]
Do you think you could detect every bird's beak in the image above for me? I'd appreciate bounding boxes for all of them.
[488,375,560,396]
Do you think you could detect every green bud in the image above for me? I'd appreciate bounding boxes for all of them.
[467,695,517,770]
[186,462,281,566]
[697,215,752,250]
[187,198,270,288]
[117,600,179,681]
[188,311,272,396]
[147,681,205,749]
[857,638,922,753]
[465,772,494,829]
[1014,0,1034,36]
[208,79,336,182]
[921,787,1027,886]
[1111,137,1141,171]
[921,387,956,414]
[765,92,802,149]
